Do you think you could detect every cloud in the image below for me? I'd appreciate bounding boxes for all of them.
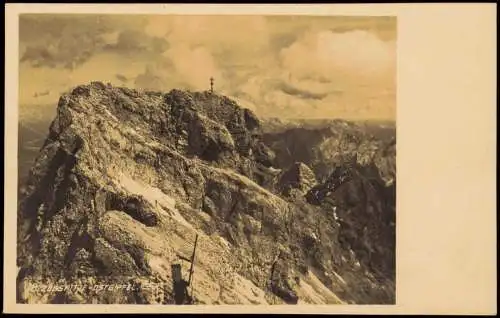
[105,29,170,55]
[265,29,396,119]
[143,15,171,38]
[276,81,328,100]
[19,15,149,70]
[33,90,51,98]
[148,15,272,67]
[19,15,396,121]
[165,45,223,91]
[134,65,171,91]
[134,44,223,92]
[280,30,396,82]
[266,15,397,42]
[21,45,58,68]
[220,28,395,119]
[115,74,128,83]
[67,52,147,86]
[20,35,101,70]
[19,63,70,105]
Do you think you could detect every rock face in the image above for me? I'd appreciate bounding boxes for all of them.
[277,162,317,197]
[17,82,396,305]
[306,161,396,282]
[261,118,396,185]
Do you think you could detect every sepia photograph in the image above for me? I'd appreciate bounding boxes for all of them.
[16,13,397,305]
[4,3,496,315]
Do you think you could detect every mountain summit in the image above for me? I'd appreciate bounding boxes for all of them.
[17,82,395,304]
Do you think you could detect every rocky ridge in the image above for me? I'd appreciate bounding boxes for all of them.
[261,118,396,185]
[17,82,395,305]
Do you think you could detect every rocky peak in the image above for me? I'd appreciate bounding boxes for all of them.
[277,162,317,197]
[17,82,395,305]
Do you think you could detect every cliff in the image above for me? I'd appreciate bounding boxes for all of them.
[17,82,395,305]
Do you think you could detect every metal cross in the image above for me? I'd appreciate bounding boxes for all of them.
[210,77,214,93]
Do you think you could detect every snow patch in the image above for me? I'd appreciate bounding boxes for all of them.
[147,253,171,280]
[332,271,347,286]
[232,274,268,304]
[295,271,345,304]
[307,272,345,304]
[297,280,326,304]
[210,166,288,207]
[116,172,194,231]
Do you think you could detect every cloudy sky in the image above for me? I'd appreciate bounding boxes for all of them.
[19,14,396,120]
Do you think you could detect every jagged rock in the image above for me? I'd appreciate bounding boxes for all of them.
[163,89,275,171]
[278,162,317,196]
[305,161,395,281]
[201,196,217,216]
[17,82,395,305]
[261,119,396,183]
[267,249,302,304]
[185,111,236,162]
